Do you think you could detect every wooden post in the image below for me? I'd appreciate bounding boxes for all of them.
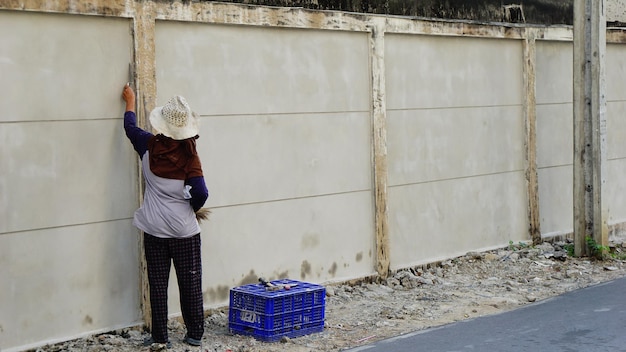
[522,29,541,245]
[573,0,608,256]
[132,1,158,328]
[369,20,390,278]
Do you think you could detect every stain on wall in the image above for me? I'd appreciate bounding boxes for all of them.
[301,232,320,250]
[273,270,290,280]
[238,270,258,286]
[301,260,312,279]
[83,315,93,325]
[204,285,230,302]
[355,252,363,262]
[328,262,338,276]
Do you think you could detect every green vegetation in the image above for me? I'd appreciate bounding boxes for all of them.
[563,243,575,257]
[584,236,626,260]
[508,240,531,251]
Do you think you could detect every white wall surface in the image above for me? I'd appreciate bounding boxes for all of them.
[535,40,574,236]
[153,21,375,311]
[0,11,140,351]
[385,34,528,269]
[535,40,626,235]
[606,43,626,225]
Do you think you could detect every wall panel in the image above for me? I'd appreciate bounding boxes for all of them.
[153,20,375,315]
[0,222,141,351]
[385,34,527,269]
[535,40,574,237]
[154,22,371,116]
[0,11,132,122]
[0,11,139,352]
[607,44,626,225]
[386,35,523,109]
[388,173,528,269]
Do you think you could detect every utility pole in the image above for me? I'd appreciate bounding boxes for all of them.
[573,0,608,256]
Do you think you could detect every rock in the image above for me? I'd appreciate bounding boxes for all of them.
[326,286,335,296]
[505,280,518,287]
[526,248,542,259]
[536,242,555,253]
[566,270,582,278]
[375,320,394,328]
[366,283,394,295]
[394,270,414,280]
[604,266,618,271]
[484,253,500,261]
[466,252,483,260]
[402,304,422,314]
[416,276,434,285]
[386,277,401,288]
[553,251,567,261]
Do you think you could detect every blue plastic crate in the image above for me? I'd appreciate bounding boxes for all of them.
[228,279,325,342]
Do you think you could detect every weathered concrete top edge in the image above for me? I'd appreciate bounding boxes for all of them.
[0,0,625,42]
[0,0,135,18]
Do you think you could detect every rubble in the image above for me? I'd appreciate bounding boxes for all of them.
[32,241,626,352]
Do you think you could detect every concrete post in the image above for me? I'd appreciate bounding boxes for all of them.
[368,20,390,278]
[522,29,541,245]
[133,1,158,328]
[573,0,608,256]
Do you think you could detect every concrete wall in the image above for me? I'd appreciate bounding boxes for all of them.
[535,40,574,236]
[535,40,626,236]
[153,21,375,311]
[385,34,528,268]
[606,43,626,225]
[0,10,141,351]
[1,1,625,351]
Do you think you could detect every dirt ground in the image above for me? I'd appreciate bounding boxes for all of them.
[34,239,626,352]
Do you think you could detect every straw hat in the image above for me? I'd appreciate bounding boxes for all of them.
[149,95,199,140]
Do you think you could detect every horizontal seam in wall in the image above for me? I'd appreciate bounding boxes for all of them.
[538,163,572,170]
[536,102,572,106]
[540,158,626,167]
[386,103,523,112]
[0,117,120,124]
[198,110,371,118]
[0,218,135,236]
[207,188,372,209]
[389,169,523,188]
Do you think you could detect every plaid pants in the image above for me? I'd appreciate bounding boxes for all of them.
[144,233,204,342]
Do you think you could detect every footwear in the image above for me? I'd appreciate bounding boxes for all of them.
[142,336,172,349]
[184,335,202,346]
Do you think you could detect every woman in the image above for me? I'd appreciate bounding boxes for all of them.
[122,84,209,348]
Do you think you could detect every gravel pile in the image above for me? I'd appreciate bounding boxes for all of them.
[32,240,626,352]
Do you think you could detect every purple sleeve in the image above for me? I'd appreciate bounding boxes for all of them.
[187,176,209,212]
[124,111,153,156]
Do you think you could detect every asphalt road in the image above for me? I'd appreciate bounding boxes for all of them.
[346,276,626,352]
